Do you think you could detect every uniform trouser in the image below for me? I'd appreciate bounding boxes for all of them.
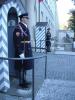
[19,68,26,84]
[46,45,51,52]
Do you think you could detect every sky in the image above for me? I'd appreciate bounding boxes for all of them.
[57,0,75,29]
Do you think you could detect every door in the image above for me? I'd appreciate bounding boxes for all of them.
[8,7,18,77]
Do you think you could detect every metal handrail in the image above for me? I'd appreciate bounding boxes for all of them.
[0,55,46,60]
[0,54,47,100]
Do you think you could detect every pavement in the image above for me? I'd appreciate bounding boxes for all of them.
[35,51,75,100]
[35,79,75,100]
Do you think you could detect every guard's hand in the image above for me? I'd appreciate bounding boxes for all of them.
[16,32,20,37]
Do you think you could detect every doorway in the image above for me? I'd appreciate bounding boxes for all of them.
[8,7,18,77]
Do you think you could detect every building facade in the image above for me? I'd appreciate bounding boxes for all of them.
[0,0,58,92]
[26,0,59,39]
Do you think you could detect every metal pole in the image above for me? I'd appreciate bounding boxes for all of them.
[32,61,34,100]
[45,26,47,79]
[40,40,41,53]
[45,54,47,79]
[35,39,36,52]
[38,1,40,22]
[45,27,47,53]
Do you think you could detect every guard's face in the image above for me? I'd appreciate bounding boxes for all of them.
[22,17,29,25]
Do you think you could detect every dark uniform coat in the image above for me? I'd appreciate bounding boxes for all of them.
[46,31,51,46]
[46,31,51,52]
[13,22,34,70]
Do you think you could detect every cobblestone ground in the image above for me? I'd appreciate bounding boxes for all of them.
[35,79,75,100]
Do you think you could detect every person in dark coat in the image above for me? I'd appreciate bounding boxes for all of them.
[13,13,34,88]
[46,28,51,52]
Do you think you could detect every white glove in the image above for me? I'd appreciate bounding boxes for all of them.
[19,53,25,58]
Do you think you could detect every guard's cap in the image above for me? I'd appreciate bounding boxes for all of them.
[47,28,50,30]
[19,13,29,19]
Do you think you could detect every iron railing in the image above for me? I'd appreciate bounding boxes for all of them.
[0,54,47,100]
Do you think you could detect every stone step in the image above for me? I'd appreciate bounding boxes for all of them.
[0,87,32,100]
[3,77,33,99]
[7,87,32,98]
[0,92,32,100]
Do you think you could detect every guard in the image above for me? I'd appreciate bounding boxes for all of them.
[13,13,34,88]
[46,28,51,52]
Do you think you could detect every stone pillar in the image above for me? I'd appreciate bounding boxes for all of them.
[26,0,36,46]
